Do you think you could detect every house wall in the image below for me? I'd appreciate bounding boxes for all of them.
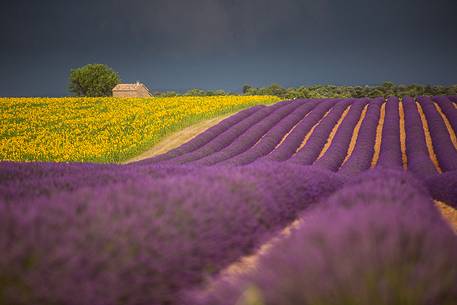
[113,87,151,98]
[136,86,151,97]
[113,90,139,97]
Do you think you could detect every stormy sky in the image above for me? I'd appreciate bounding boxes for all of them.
[1,0,456,97]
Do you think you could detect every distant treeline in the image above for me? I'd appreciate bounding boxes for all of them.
[242,82,457,99]
[153,88,232,97]
[153,82,457,98]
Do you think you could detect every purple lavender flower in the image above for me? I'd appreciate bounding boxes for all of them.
[417,96,457,171]
[376,97,403,169]
[190,101,303,166]
[163,101,287,164]
[139,105,264,164]
[338,98,383,175]
[263,99,337,161]
[289,100,352,165]
[434,96,457,139]
[221,101,318,166]
[191,176,457,305]
[0,162,342,305]
[402,96,438,178]
[313,99,369,171]
[426,170,457,208]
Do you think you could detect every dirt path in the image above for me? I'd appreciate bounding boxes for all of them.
[124,113,234,164]
[215,201,457,289]
[221,219,302,277]
[223,201,457,276]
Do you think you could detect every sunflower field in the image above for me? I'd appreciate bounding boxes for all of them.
[0,96,279,162]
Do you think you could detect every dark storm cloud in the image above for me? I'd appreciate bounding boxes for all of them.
[126,0,331,53]
[0,0,456,96]
[0,0,330,54]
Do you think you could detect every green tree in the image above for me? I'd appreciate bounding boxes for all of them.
[185,88,206,96]
[69,64,120,97]
[245,87,259,95]
[158,91,178,97]
[211,89,227,96]
[267,83,287,97]
[448,85,457,95]
[242,84,252,94]
[379,81,394,97]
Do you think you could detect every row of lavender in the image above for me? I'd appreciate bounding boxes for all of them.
[1,161,456,305]
[145,96,457,179]
[0,162,344,305]
[189,170,457,305]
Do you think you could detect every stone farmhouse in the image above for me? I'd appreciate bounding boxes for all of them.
[112,82,152,97]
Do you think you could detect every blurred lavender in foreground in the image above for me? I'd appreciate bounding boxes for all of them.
[0,163,342,305]
[190,174,457,305]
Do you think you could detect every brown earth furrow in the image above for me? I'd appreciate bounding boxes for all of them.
[416,102,442,173]
[434,102,457,150]
[317,106,351,160]
[340,105,368,167]
[399,99,408,170]
[270,111,313,153]
[294,110,331,154]
[370,102,386,168]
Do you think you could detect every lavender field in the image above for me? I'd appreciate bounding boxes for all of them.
[1,96,457,305]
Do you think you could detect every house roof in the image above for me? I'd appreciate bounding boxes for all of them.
[113,83,150,92]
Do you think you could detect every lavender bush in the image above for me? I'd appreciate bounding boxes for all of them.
[434,96,457,137]
[418,96,457,171]
[0,162,196,203]
[0,162,342,305]
[263,100,337,161]
[221,101,318,166]
[313,99,368,170]
[289,100,352,165]
[402,97,438,178]
[376,97,403,169]
[163,101,287,164]
[191,176,457,305]
[338,98,383,175]
[426,170,457,208]
[142,105,264,164]
[190,101,302,166]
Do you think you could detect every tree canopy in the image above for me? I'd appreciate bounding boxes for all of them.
[69,64,120,97]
